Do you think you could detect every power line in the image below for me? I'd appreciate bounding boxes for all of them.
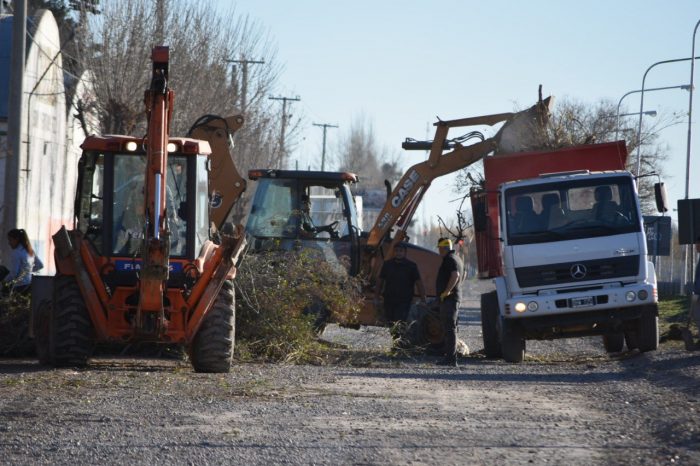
[312,123,338,171]
[269,95,300,163]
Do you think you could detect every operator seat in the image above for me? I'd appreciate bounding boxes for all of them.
[540,193,566,229]
[513,196,538,233]
[592,185,619,221]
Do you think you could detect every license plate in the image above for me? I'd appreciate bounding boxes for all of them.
[570,296,594,308]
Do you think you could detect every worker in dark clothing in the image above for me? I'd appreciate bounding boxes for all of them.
[374,243,427,325]
[436,237,463,367]
[682,237,700,350]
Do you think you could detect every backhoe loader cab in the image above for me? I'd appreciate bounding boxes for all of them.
[77,137,212,264]
[246,169,362,275]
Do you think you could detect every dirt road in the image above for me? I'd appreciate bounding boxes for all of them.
[0,283,699,465]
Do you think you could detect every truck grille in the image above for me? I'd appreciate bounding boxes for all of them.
[515,255,639,288]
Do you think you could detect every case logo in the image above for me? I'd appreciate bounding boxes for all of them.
[391,170,420,208]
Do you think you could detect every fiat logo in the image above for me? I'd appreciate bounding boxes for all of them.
[570,263,587,280]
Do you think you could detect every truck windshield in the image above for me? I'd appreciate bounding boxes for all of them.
[504,176,641,245]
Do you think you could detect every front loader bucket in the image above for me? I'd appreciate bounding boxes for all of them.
[494,96,553,154]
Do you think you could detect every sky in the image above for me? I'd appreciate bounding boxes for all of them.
[216,0,700,230]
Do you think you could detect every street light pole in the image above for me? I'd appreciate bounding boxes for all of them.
[615,85,689,140]
[635,56,700,177]
[683,19,700,296]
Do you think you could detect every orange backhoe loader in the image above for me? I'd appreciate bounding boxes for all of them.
[31,46,247,372]
[244,96,552,344]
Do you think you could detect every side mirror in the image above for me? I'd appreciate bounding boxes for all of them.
[654,182,668,213]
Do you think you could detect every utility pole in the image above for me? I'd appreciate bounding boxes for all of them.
[4,0,26,242]
[269,95,300,163]
[227,57,265,113]
[155,0,165,45]
[313,123,338,171]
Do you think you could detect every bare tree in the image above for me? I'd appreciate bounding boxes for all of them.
[455,97,680,213]
[335,114,401,189]
[82,0,288,172]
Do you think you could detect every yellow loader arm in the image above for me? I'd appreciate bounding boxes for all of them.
[364,96,553,281]
[188,115,246,229]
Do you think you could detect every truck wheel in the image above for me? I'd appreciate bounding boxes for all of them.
[637,305,659,352]
[602,333,624,353]
[51,275,94,367]
[33,300,53,365]
[624,331,639,350]
[501,321,525,363]
[480,291,501,358]
[190,280,236,373]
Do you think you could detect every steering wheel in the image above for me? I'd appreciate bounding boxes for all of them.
[313,221,340,239]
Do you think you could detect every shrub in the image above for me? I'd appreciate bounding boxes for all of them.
[235,247,364,362]
[0,292,33,356]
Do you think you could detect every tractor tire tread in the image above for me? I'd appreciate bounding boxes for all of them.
[51,275,94,367]
[190,281,236,373]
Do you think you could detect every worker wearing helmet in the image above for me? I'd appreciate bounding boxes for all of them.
[436,237,463,367]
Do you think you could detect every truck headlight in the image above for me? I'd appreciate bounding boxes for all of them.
[625,291,636,302]
[125,141,138,152]
[527,301,539,312]
[514,302,527,313]
[638,290,648,300]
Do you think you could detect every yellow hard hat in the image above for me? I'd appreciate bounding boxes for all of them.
[437,238,452,249]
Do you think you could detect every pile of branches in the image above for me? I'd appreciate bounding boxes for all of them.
[235,247,364,362]
[0,293,34,357]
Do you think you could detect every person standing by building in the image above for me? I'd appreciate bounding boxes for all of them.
[682,237,700,351]
[436,238,463,366]
[2,229,43,295]
[374,243,427,326]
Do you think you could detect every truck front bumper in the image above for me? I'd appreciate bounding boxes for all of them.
[503,282,656,322]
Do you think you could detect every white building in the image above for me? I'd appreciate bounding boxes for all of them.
[0,10,95,274]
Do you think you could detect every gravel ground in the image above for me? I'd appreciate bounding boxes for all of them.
[0,280,699,465]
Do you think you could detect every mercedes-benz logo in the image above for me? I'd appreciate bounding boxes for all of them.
[570,263,587,280]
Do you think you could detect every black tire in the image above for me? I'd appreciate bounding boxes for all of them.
[602,333,625,353]
[33,300,53,365]
[501,320,525,363]
[624,330,639,350]
[637,305,659,353]
[480,291,501,358]
[51,275,94,367]
[190,280,236,373]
